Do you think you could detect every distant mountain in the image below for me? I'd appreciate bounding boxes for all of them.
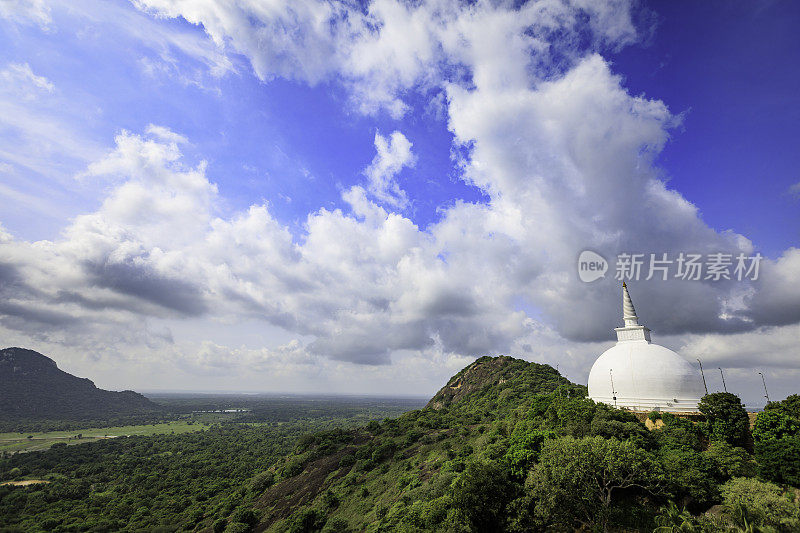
[0,347,162,421]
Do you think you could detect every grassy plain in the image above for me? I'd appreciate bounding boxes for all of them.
[0,420,207,453]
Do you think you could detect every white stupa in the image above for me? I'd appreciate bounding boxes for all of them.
[587,283,705,412]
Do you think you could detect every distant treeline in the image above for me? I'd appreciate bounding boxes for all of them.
[0,414,177,434]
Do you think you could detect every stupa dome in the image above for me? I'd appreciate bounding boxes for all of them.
[587,283,705,412]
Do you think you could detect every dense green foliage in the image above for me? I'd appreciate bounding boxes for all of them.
[3,355,800,533]
[0,398,420,532]
[719,477,800,531]
[529,435,662,530]
[753,396,800,487]
[764,394,800,418]
[450,460,516,532]
[1,425,295,531]
[250,357,800,533]
[697,392,750,448]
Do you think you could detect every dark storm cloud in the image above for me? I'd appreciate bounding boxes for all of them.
[743,250,800,328]
[0,261,33,298]
[747,299,800,329]
[308,320,436,365]
[551,278,760,343]
[434,317,516,357]
[84,260,207,316]
[421,290,478,318]
[0,300,78,328]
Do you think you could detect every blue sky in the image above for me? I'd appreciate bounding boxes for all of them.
[3,1,797,254]
[611,0,800,257]
[0,2,479,241]
[0,0,799,403]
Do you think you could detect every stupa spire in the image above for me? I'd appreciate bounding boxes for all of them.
[615,283,650,342]
[622,282,639,326]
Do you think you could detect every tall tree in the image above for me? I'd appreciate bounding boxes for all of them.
[697,393,750,448]
[529,436,663,531]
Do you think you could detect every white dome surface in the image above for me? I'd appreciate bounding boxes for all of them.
[588,341,705,412]
[586,283,705,413]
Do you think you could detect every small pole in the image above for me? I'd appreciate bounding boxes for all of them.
[610,369,617,407]
[718,367,727,393]
[697,359,708,395]
[759,372,770,404]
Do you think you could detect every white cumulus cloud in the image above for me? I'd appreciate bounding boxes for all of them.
[363,131,416,209]
[0,0,798,402]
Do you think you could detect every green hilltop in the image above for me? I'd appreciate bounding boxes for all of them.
[229,355,800,533]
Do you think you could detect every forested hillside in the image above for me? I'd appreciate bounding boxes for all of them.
[242,356,800,532]
[2,355,800,532]
[0,398,418,531]
[0,347,162,427]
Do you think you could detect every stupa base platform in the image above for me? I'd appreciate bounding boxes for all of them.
[590,395,702,413]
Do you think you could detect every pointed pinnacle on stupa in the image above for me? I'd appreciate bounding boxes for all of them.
[622,282,639,325]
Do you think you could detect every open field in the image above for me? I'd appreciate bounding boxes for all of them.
[0,480,50,486]
[0,420,208,453]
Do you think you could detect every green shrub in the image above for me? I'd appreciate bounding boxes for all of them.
[659,446,718,508]
[421,495,451,528]
[653,413,706,451]
[752,410,800,443]
[697,393,749,447]
[754,437,800,486]
[283,456,307,478]
[704,442,757,480]
[230,508,258,528]
[321,490,339,511]
[289,507,325,533]
[503,424,555,478]
[720,477,800,532]
[249,471,274,493]
[223,522,251,533]
[321,517,349,532]
[450,460,516,532]
[530,436,662,530]
[371,440,397,462]
[652,501,698,532]
[764,394,800,419]
[297,434,317,449]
